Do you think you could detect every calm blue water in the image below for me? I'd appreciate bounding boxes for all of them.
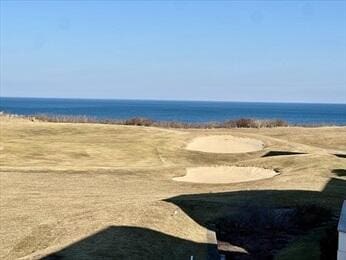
[0,97,345,125]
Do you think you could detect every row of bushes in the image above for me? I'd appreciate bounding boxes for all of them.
[35,115,289,128]
[1,112,288,128]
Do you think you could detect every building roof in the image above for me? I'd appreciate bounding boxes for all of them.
[338,201,346,232]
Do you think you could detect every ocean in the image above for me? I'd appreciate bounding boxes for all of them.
[0,97,345,125]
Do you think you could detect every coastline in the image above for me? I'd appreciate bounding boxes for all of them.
[1,111,346,128]
[1,97,345,126]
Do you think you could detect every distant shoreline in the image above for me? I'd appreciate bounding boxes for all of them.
[2,112,345,128]
[1,97,346,126]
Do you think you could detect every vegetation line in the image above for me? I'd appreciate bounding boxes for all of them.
[0,112,339,128]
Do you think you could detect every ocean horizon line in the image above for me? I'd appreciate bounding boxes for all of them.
[1,96,345,105]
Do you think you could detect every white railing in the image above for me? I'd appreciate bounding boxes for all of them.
[338,201,346,260]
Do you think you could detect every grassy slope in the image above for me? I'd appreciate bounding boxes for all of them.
[0,117,345,259]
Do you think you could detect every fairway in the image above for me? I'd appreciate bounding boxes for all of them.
[0,116,345,259]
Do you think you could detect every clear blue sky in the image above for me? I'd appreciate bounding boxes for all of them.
[1,1,346,103]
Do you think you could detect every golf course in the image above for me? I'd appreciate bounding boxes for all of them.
[0,115,345,259]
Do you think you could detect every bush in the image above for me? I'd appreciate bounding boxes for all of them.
[124,117,155,126]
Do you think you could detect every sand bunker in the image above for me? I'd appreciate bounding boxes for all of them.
[186,135,264,153]
[173,166,278,184]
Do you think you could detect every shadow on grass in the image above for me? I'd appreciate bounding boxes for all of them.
[166,178,346,259]
[262,151,306,157]
[42,178,345,260]
[332,169,346,177]
[42,226,218,260]
[334,154,346,158]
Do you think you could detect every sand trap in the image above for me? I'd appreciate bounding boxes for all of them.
[173,166,278,184]
[186,135,264,153]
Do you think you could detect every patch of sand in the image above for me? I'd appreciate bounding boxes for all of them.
[186,135,264,153]
[173,166,279,184]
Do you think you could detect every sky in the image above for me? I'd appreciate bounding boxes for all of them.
[1,1,346,103]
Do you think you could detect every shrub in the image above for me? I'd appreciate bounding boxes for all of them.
[124,117,155,126]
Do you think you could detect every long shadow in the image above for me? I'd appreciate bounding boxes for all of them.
[334,154,346,158]
[332,169,346,177]
[166,178,346,259]
[262,150,306,157]
[42,178,345,259]
[42,226,218,260]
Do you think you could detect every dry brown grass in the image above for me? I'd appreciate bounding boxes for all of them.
[7,113,289,128]
[0,116,345,259]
